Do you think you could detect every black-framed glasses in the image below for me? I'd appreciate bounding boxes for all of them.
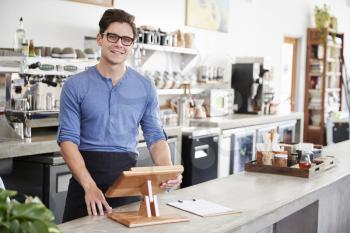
[101,32,134,46]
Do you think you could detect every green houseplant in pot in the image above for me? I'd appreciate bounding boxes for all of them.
[314,4,331,37]
[0,188,60,233]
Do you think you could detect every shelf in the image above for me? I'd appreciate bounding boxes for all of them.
[309,72,322,77]
[305,28,344,145]
[326,88,341,92]
[23,69,80,76]
[326,72,341,77]
[135,43,198,55]
[327,44,342,49]
[0,67,20,72]
[326,58,339,63]
[133,43,198,71]
[157,88,204,95]
[308,125,322,130]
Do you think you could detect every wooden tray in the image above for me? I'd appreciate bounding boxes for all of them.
[245,156,336,178]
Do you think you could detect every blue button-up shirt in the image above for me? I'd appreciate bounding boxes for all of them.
[57,66,166,154]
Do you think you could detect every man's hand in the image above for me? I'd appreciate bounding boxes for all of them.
[84,184,112,216]
[160,174,183,191]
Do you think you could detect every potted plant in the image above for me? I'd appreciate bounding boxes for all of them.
[0,188,60,233]
[314,4,331,37]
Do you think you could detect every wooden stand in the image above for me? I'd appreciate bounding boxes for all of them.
[106,165,189,228]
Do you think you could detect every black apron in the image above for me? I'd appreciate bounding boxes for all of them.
[62,151,140,222]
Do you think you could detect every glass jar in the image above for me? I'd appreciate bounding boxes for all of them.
[273,154,288,167]
[299,153,312,169]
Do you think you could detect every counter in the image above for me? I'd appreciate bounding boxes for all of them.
[190,112,303,129]
[0,113,303,160]
[190,112,303,141]
[0,126,182,160]
[58,140,350,233]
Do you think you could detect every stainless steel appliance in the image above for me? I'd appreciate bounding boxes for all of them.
[136,136,180,166]
[220,128,256,176]
[181,127,220,187]
[202,89,234,117]
[2,153,71,224]
[277,120,297,143]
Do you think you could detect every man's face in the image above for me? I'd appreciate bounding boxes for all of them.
[97,22,134,65]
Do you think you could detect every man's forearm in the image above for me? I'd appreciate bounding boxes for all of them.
[150,140,173,166]
[60,141,96,190]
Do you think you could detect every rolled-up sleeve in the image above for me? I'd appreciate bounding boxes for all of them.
[140,81,167,148]
[57,78,81,146]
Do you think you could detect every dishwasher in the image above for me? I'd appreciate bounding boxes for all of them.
[181,127,220,188]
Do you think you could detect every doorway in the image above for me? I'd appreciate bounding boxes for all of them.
[280,37,299,113]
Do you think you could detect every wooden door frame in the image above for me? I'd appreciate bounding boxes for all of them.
[283,37,298,112]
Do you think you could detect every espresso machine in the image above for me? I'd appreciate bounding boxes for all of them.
[6,73,66,137]
[231,60,270,114]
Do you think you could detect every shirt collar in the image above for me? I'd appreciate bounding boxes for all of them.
[93,65,129,85]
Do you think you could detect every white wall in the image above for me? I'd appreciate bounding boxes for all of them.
[0,0,349,112]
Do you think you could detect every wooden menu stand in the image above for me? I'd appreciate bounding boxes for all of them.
[105,165,189,228]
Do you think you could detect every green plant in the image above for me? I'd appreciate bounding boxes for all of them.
[0,188,60,233]
[314,4,331,37]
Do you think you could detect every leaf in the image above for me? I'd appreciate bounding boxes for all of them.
[31,220,50,233]
[0,189,17,202]
[11,203,55,222]
[1,190,60,233]
[20,221,31,233]
[0,225,10,233]
[9,219,21,233]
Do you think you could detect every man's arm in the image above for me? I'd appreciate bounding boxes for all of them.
[141,80,183,190]
[149,140,172,166]
[60,141,112,216]
[150,140,182,189]
[58,79,111,216]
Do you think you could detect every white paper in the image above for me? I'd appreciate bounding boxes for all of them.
[167,199,241,217]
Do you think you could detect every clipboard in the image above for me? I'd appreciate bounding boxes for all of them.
[105,165,190,228]
[167,199,241,217]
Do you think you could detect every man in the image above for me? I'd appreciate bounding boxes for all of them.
[57,9,182,222]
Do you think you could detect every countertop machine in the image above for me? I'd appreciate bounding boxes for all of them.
[181,127,220,188]
[231,57,272,114]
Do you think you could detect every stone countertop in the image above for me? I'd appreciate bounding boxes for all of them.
[0,126,182,160]
[190,112,303,130]
[58,140,350,233]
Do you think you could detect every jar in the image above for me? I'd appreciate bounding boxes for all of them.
[262,151,274,165]
[288,152,299,166]
[299,153,312,169]
[273,154,288,167]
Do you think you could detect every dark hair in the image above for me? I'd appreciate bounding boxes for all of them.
[99,9,137,40]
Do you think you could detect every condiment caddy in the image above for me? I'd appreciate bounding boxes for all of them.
[245,130,336,178]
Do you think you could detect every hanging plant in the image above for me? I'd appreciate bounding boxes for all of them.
[314,4,331,37]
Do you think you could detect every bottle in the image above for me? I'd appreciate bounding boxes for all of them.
[14,17,26,52]
[21,40,29,57]
[28,39,36,57]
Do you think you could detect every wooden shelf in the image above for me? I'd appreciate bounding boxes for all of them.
[304,28,344,145]
[308,125,322,130]
[326,72,342,77]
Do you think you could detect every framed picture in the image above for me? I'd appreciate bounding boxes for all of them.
[185,0,230,33]
[69,0,114,7]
